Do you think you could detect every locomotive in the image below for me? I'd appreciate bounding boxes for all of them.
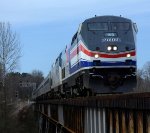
[32,15,138,100]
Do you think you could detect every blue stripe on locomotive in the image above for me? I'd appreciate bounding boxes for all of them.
[70,60,136,74]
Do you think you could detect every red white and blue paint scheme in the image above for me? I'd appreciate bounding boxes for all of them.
[33,15,138,99]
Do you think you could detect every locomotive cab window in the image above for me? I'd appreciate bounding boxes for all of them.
[133,23,138,33]
[71,32,77,45]
[111,22,130,30]
[88,22,108,31]
[59,53,62,67]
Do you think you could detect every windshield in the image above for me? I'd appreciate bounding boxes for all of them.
[111,22,130,30]
[88,22,130,31]
[88,22,108,31]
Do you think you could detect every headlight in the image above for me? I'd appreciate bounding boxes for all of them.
[113,46,118,51]
[107,46,112,51]
[94,54,99,58]
[126,53,131,58]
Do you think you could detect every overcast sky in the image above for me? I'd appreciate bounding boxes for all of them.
[0,0,150,76]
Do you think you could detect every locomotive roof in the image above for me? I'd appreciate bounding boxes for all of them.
[83,15,132,23]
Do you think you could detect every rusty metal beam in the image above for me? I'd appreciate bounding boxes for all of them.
[37,92,150,110]
[121,111,126,133]
[147,113,150,133]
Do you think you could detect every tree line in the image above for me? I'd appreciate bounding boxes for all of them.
[0,70,44,103]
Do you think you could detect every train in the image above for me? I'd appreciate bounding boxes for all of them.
[32,15,138,100]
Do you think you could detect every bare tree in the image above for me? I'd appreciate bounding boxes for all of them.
[136,62,150,92]
[142,62,150,91]
[143,61,150,80]
[31,69,43,77]
[136,69,144,92]
[0,22,21,76]
[0,22,21,101]
[0,22,21,133]
[31,69,44,87]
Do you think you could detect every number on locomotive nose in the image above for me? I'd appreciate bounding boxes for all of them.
[102,38,120,42]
